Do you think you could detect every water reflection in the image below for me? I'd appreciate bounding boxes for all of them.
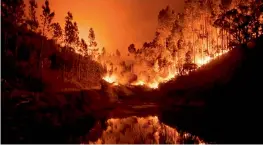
[87,116,205,144]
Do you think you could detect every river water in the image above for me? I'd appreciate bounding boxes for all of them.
[85,116,206,144]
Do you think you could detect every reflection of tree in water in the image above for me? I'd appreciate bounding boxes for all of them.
[87,116,205,144]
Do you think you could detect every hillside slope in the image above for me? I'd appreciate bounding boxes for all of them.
[159,37,263,143]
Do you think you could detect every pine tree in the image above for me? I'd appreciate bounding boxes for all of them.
[64,12,79,48]
[51,22,62,43]
[88,28,97,47]
[40,0,55,36]
[1,0,26,26]
[27,0,38,31]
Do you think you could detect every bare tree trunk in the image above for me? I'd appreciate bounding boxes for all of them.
[4,32,8,54]
[62,46,66,80]
[205,6,208,57]
[206,17,209,56]
[202,23,204,62]
[15,33,19,58]
[217,28,219,52]
[191,10,195,63]
[222,29,224,54]
[78,54,81,80]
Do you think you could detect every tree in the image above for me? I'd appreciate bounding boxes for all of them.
[40,0,55,36]
[51,22,62,43]
[27,0,38,31]
[214,0,263,44]
[185,51,193,64]
[64,12,79,48]
[143,42,150,49]
[80,38,88,56]
[157,5,176,37]
[101,47,106,57]
[128,44,136,54]
[73,22,80,48]
[116,49,121,57]
[249,0,263,38]
[1,0,26,26]
[64,16,80,78]
[88,28,97,47]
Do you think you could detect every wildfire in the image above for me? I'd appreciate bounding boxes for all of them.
[147,81,159,89]
[102,74,118,86]
[131,80,145,86]
[102,49,230,89]
[196,56,212,66]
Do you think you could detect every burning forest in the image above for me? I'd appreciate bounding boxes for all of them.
[2,0,263,144]
[100,0,262,89]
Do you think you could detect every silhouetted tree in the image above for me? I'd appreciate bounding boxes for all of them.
[248,0,263,38]
[73,22,80,48]
[64,12,79,48]
[143,42,150,48]
[116,49,121,57]
[27,0,38,31]
[128,44,136,54]
[1,0,26,26]
[80,38,88,56]
[51,22,62,43]
[88,28,97,47]
[214,0,263,44]
[101,47,106,57]
[40,0,55,36]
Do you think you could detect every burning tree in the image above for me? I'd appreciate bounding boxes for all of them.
[102,0,262,89]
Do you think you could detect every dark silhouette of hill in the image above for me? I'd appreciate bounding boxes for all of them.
[1,19,105,92]
[1,20,107,143]
[158,36,263,143]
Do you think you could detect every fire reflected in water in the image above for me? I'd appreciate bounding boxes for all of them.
[87,116,206,144]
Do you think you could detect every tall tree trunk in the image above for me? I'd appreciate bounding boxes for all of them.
[4,32,8,54]
[15,33,19,58]
[217,28,219,55]
[205,6,208,57]
[62,46,66,80]
[191,10,195,63]
[221,29,224,53]
[78,54,81,80]
[40,22,46,81]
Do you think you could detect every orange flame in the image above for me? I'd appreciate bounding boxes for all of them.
[102,49,230,89]
[102,74,119,86]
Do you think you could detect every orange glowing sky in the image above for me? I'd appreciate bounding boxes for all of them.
[25,0,184,54]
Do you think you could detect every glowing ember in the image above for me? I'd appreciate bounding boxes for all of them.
[102,75,118,85]
[132,80,145,86]
[147,82,159,89]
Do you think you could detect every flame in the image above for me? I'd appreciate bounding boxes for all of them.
[102,74,119,86]
[196,56,212,66]
[101,49,230,89]
[147,81,159,89]
[196,50,229,67]
[129,67,178,89]
[131,80,145,86]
